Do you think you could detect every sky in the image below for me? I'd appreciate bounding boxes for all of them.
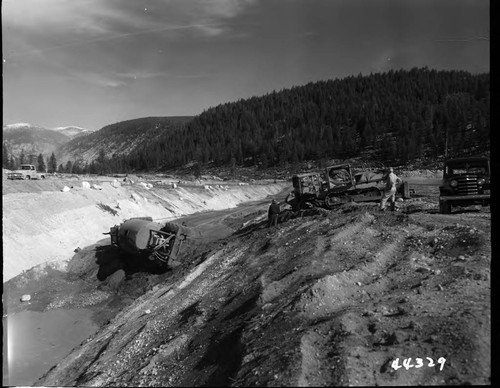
[2,0,490,131]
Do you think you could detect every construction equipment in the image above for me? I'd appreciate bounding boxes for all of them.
[105,217,189,267]
[286,163,412,210]
[439,156,490,214]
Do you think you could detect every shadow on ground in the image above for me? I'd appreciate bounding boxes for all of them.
[94,245,169,281]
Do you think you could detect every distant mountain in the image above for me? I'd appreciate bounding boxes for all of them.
[51,126,93,139]
[54,116,193,165]
[3,123,69,161]
[2,123,94,162]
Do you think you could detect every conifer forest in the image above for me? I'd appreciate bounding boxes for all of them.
[5,68,490,174]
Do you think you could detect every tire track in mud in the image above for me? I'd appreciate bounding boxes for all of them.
[293,211,409,386]
[294,212,405,318]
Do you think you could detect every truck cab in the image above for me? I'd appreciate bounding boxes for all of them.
[439,156,490,214]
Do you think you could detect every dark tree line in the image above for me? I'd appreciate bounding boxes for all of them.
[114,68,489,172]
[3,68,489,174]
[2,146,57,173]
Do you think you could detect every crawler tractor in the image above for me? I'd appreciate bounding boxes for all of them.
[286,163,412,210]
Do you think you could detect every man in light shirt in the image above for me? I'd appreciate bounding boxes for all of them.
[380,167,401,211]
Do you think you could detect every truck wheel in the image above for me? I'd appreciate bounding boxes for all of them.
[439,200,451,214]
[26,175,31,180]
[41,175,46,179]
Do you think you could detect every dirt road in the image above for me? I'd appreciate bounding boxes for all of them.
[4,179,490,386]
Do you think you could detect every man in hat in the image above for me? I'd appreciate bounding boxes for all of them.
[268,199,281,227]
[380,167,401,211]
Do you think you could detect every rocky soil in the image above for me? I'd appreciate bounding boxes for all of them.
[3,171,491,386]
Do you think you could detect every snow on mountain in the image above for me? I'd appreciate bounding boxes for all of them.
[53,126,86,131]
[51,126,93,138]
[4,123,93,138]
[3,123,94,161]
[4,123,35,129]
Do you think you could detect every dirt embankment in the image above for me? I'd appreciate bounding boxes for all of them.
[20,194,489,386]
[2,176,288,282]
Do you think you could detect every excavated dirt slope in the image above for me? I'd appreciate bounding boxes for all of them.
[3,175,490,386]
[2,175,287,282]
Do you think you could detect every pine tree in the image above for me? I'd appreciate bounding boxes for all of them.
[2,144,9,168]
[48,153,57,173]
[91,68,488,169]
[37,154,46,173]
[19,149,26,165]
[9,155,16,170]
[65,160,73,174]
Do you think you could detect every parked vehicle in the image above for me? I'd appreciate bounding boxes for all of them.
[286,163,412,210]
[7,164,46,180]
[438,156,490,214]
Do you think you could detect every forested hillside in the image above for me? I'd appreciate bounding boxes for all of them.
[116,68,488,173]
[5,68,487,174]
[2,125,71,169]
[53,116,191,171]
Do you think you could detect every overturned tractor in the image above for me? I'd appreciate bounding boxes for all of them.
[286,163,413,210]
[105,217,189,269]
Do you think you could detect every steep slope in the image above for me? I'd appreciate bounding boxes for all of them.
[2,175,286,281]
[3,176,490,386]
[25,200,490,387]
[54,116,192,165]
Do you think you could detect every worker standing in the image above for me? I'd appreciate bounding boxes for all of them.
[380,167,401,211]
[268,199,281,227]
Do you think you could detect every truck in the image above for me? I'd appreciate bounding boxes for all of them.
[105,217,190,269]
[438,156,490,214]
[7,164,46,180]
[286,163,412,210]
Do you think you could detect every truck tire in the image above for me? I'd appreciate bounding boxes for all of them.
[26,175,31,180]
[439,200,451,214]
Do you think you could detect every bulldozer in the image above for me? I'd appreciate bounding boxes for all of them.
[105,217,189,268]
[286,163,412,210]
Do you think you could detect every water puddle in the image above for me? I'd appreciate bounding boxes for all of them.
[2,308,99,386]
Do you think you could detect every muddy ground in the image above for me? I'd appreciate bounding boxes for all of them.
[3,178,491,386]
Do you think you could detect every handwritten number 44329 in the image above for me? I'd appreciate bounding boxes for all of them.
[391,357,446,371]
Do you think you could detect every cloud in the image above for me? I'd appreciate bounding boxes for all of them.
[65,69,214,88]
[115,71,168,80]
[3,0,257,57]
[195,0,258,19]
[69,71,128,88]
